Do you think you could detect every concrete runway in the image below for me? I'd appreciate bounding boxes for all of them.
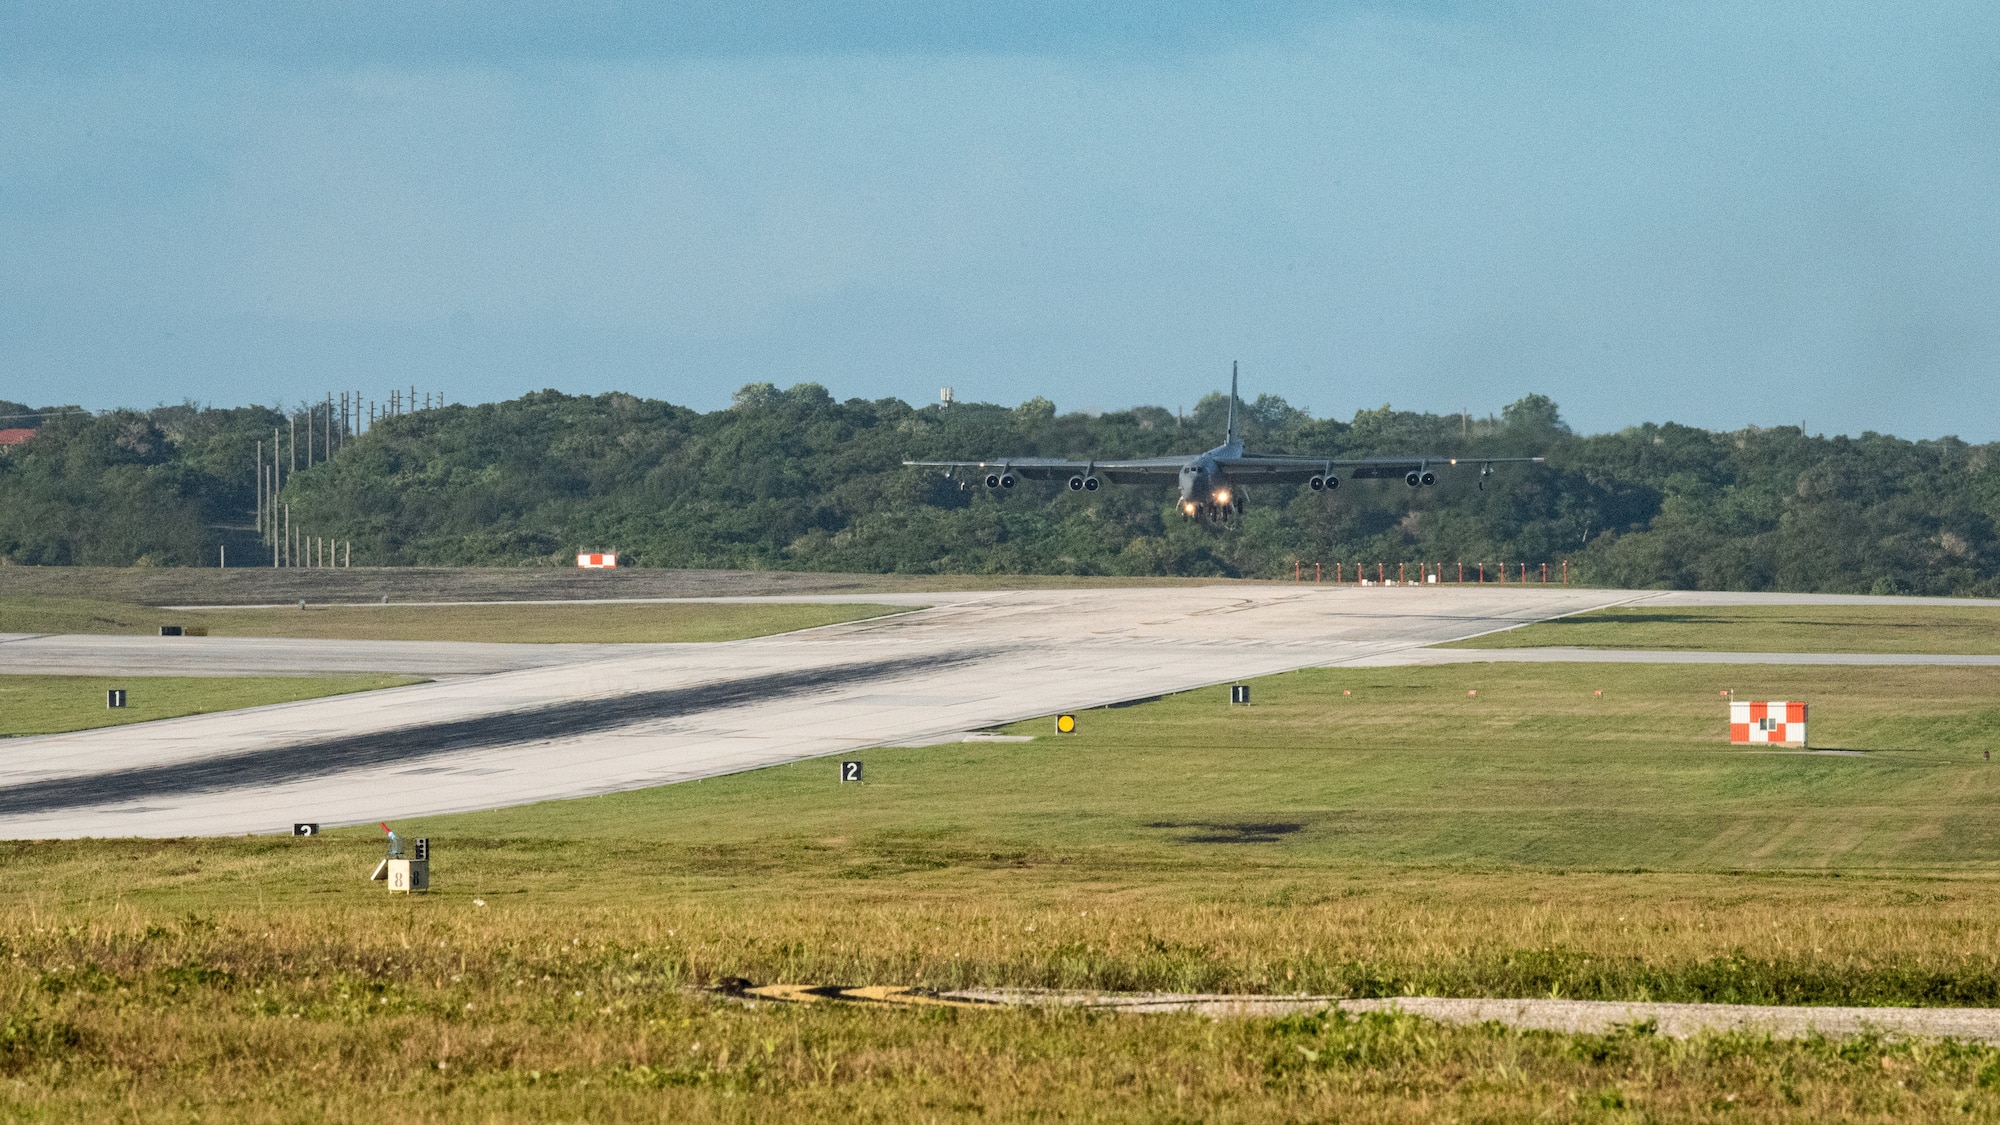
[5,584,1994,838]
[0,584,1626,837]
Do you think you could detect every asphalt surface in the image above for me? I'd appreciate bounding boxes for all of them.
[6,584,1994,838]
[0,654,965,818]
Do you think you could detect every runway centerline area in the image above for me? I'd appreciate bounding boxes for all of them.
[0,583,1667,837]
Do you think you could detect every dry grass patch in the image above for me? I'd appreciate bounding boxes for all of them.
[8,861,2000,1121]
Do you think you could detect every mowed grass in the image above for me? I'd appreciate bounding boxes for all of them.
[0,673,421,737]
[13,662,2000,1120]
[0,595,908,643]
[440,662,2000,871]
[1449,602,2000,654]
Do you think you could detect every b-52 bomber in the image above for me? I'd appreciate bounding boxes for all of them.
[905,364,1544,522]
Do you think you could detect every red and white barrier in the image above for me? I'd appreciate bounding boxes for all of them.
[576,553,617,569]
[1731,700,1806,747]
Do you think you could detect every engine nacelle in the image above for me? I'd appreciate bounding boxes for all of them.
[1405,471,1421,487]
[1308,475,1339,491]
[1083,475,1100,491]
[1419,470,1436,486]
[1000,473,1016,488]
[1068,475,1084,491]
[985,473,1001,488]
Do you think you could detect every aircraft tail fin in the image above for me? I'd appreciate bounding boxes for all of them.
[1225,361,1238,444]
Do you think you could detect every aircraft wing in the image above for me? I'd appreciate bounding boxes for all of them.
[1216,454,1546,484]
[903,457,1189,484]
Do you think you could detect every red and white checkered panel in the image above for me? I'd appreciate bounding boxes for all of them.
[1730,700,1806,746]
[576,553,617,569]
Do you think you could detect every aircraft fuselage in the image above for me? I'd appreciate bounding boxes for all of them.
[1176,439,1246,520]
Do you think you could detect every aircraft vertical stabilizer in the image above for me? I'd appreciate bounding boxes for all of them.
[1224,361,1238,445]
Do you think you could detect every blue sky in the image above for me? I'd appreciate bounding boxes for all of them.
[4,2,1998,438]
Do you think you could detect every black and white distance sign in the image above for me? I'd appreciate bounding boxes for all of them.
[292,823,319,836]
[1230,685,1250,705]
[413,837,430,862]
[840,761,863,783]
[106,689,127,709]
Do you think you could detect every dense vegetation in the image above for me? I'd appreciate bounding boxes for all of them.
[0,387,1995,593]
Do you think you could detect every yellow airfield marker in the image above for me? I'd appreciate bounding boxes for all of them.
[1055,713,1076,734]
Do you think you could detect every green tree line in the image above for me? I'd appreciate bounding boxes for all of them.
[1,388,1995,594]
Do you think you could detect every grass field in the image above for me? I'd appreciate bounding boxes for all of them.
[10,662,2000,1119]
[1449,603,2000,654]
[0,673,421,737]
[0,595,908,643]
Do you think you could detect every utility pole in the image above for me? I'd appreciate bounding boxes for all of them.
[289,415,297,472]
